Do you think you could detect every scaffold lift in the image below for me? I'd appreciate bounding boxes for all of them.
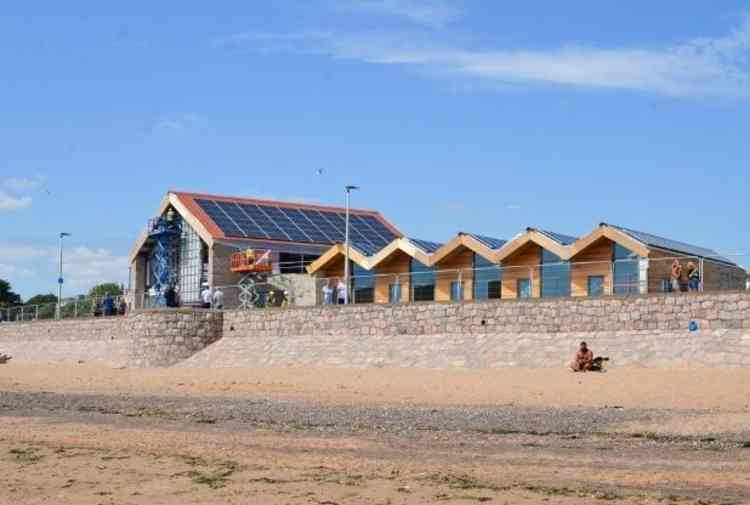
[230,249,286,309]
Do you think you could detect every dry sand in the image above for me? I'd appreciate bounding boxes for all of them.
[1,362,749,504]
[1,362,749,410]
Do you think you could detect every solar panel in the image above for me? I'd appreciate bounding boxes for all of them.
[350,240,380,256]
[610,225,734,264]
[330,212,379,250]
[216,201,268,239]
[195,197,400,249]
[304,209,346,242]
[260,206,312,242]
[538,229,578,245]
[196,199,247,238]
[468,233,507,250]
[408,238,443,253]
[238,204,290,241]
[350,214,392,246]
[279,208,332,242]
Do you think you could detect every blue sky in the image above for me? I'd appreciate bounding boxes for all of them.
[2,1,749,299]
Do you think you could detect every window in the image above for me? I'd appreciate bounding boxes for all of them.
[541,249,571,298]
[613,244,639,295]
[473,255,501,300]
[588,275,605,297]
[450,281,463,301]
[351,263,374,304]
[178,221,205,304]
[279,253,320,274]
[517,278,532,298]
[388,284,401,304]
[410,259,435,301]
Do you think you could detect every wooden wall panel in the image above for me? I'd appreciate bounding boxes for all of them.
[501,244,541,299]
[374,253,411,303]
[434,249,474,302]
[570,239,612,297]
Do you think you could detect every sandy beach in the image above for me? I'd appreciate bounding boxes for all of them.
[1,362,749,504]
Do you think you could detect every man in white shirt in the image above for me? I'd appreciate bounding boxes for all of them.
[201,285,212,309]
[212,288,225,310]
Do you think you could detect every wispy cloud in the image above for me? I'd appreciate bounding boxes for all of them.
[152,114,200,134]
[0,191,32,211]
[0,242,128,295]
[220,16,750,97]
[332,0,461,28]
[4,175,46,193]
[0,175,48,211]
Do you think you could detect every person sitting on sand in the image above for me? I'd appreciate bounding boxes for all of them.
[569,341,594,372]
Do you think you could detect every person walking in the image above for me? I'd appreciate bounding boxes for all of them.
[687,262,701,292]
[102,293,115,316]
[200,284,212,309]
[670,259,683,293]
[322,281,334,305]
[212,287,225,310]
[336,278,347,305]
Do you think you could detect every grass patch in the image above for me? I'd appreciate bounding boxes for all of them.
[476,428,549,437]
[9,447,43,464]
[422,473,499,491]
[176,457,239,489]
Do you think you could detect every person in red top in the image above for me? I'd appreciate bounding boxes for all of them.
[570,341,594,372]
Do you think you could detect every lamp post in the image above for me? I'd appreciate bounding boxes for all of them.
[344,185,359,304]
[57,232,71,319]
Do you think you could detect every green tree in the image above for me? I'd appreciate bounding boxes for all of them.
[88,283,123,298]
[25,294,58,305]
[0,279,22,307]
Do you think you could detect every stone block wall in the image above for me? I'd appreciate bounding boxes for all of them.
[206,291,750,369]
[2,292,749,369]
[0,309,222,367]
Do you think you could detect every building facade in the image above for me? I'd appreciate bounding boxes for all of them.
[308,224,746,303]
[128,191,402,305]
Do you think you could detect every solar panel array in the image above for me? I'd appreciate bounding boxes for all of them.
[408,238,443,254]
[467,233,507,250]
[538,229,578,245]
[195,198,399,252]
[610,225,734,264]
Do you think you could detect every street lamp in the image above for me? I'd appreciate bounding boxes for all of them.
[344,185,360,304]
[57,232,71,319]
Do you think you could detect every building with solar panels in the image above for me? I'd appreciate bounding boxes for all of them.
[128,191,402,305]
[307,223,746,304]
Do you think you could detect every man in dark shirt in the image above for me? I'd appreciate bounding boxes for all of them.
[569,341,594,372]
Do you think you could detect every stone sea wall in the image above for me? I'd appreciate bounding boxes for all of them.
[0,310,222,367]
[197,291,750,368]
[1,292,748,368]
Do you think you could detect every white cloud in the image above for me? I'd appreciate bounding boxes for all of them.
[4,175,46,193]
[0,242,128,296]
[0,190,32,210]
[0,263,34,278]
[63,246,129,290]
[334,0,461,28]
[153,114,200,134]
[223,16,750,97]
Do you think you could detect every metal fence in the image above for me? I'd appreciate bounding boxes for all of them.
[0,294,128,323]
[1,255,746,321]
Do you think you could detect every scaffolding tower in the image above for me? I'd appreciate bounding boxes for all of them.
[147,210,182,306]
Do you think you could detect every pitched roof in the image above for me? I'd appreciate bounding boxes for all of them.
[535,229,578,246]
[605,223,735,265]
[407,237,443,254]
[465,233,507,250]
[171,191,403,248]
